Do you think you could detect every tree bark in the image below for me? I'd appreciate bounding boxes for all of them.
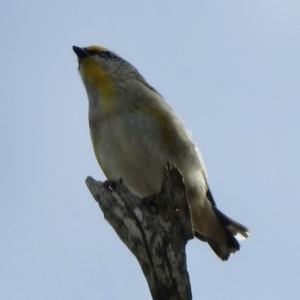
[85,164,194,300]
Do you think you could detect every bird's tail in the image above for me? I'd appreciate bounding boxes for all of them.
[195,208,249,261]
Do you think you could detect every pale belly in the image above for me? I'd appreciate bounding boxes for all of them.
[92,116,168,197]
[90,109,207,201]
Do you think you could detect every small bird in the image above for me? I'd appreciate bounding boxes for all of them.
[73,45,249,260]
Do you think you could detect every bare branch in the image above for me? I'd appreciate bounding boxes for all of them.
[86,164,194,300]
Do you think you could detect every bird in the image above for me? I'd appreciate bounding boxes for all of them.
[72,45,249,260]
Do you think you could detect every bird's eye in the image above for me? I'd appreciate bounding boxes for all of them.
[98,51,118,60]
[85,47,124,64]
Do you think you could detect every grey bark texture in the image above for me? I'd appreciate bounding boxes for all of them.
[85,164,194,300]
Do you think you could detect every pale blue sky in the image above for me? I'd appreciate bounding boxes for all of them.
[1,1,300,299]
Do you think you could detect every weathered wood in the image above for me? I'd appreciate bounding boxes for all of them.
[85,164,194,300]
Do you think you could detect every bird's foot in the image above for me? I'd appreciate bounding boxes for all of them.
[103,180,116,191]
[142,194,157,205]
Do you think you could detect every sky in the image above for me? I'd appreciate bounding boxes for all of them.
[1,1,300,299]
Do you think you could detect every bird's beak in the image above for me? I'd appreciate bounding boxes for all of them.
[72,46,90,60]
